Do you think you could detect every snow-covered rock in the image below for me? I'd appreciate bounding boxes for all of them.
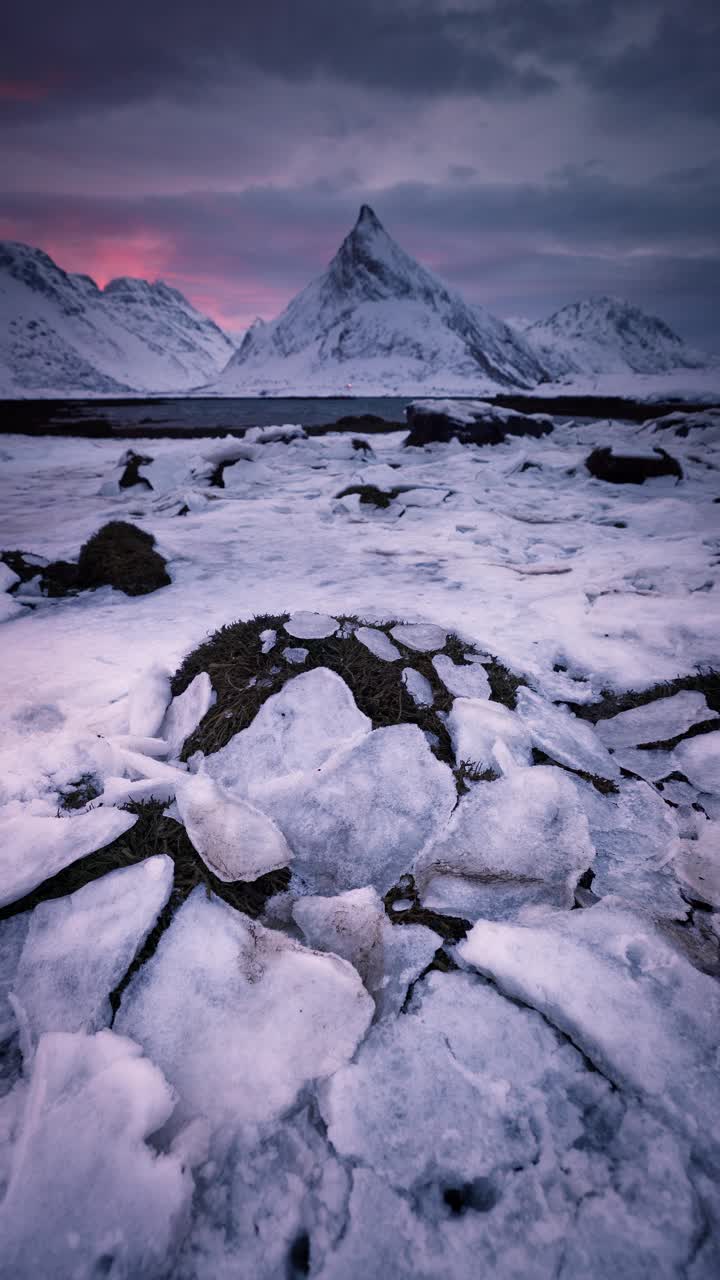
[209,206,546,396]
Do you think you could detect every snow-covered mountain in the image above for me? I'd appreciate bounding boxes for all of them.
[524,296,709,379]
[0,242,236,396]
[209,206,547,396]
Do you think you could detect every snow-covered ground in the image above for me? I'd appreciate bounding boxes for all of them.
[1,407,719,1277]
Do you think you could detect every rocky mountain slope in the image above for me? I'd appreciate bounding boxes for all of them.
[210,206,547,396]
[0,242,236,396]
[524,296,709,379]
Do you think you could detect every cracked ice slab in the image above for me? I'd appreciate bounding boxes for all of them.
[161,671,215,759]
[390,623,447,652]
[458,901,720,1170]
[672,732,720,795]
[515,686,620,780]
[432,653,491,699]
[0,807,139,910]
[416,765,593,921]
[257,723,457,896]
[116,888,374,1137]
[446,698,533,772]
[355,626,401,661]
[0,1029,191,1280]
[175,771,291,882]
[595,691,718,750]
[284,610,339,639]
[206,667,371,800]
[10,856,174,1051]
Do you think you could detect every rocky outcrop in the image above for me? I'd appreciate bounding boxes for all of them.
[404,399,553,448]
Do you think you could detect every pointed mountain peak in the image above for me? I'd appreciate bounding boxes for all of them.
[354,204,384,232]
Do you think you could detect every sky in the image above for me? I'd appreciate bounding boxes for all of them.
[1,0,719,347]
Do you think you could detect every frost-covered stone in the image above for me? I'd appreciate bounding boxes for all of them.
[416,766,593,920]
[11,857,173,1050]
[432,653,491,699]
[261,724,456,895]
[402,667,434,706]
[161,671,215,759]
[672,732,720,795]
[571,777,686,919]
[0,807,138,909]
[206,667,371,800]
[284,611,338,639]
[175,772,291,882]
[459,901,720,1167]
[515,686,620,780]
[0,1029,191,1280]
[127,662,171,737]
[595,691,717,750]
[292,887,440,1018]
[117,889,373,1135]
[355,626,401,661]
[390,622,447,652]
[446,698,532,772]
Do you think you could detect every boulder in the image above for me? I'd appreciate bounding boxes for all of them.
[585,446,682,484]
[404,399,553,448]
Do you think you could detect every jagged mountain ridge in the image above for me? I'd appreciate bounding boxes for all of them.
[524,296,708,378]
[0,242,236,396]
[211,206,547,395]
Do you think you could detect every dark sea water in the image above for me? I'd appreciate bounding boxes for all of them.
[2,396,411,435]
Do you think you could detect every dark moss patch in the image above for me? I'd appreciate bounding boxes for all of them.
[567,670,720,724]
[77,521,170,596]
[531,747,619,795]
[482,659,525,710]
[41,559,81,597]
[170,613,470,767]
[384,875,470,944]
[585,447,682,484]
[1,549,46,585]
[454,761,499,795]
[335,484,399,509]
[58,773,102,811]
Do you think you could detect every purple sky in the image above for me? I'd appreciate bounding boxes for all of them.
[2,0,719,346]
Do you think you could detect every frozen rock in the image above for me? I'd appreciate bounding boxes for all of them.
[355,626,401,661]
[390,622,447,652]
[402,667,434,706]
[432,653,491,699]
[127,663,171,737]
[0,807,139,910]
[285,611,338,639]
[11,857,173,1051]
[175,772,291,882]
[117,889,373,1136]
[0,1029,191,1280]
[673,819,720,908]
[571,777,687,919]
[206,668,371,799]
[459,901,720,1168]
[292,887,440,1019]
[595,691,717,750]
[283,646,308,664]
[260,724,456,895]
[416,766,593,920]
[672,732,720,795]
[446,698,532,772]
[515,686,620,780]
[161,671,215,759]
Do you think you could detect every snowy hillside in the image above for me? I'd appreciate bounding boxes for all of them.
[210,206,547,396]
[0,242,236,396]
[524,296,710,379]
